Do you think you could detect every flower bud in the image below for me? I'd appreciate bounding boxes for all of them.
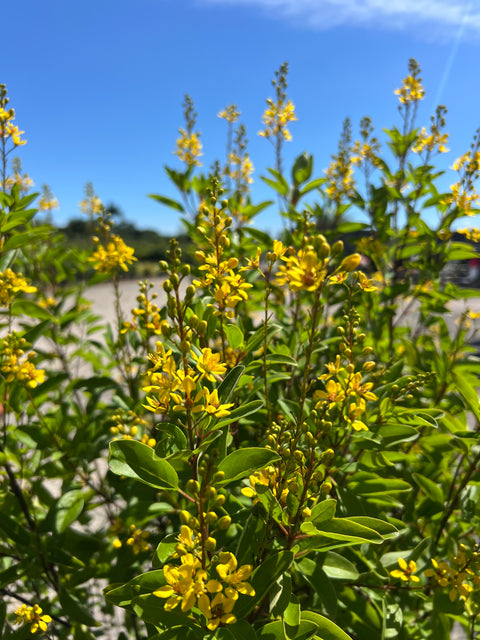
[362,361,375,371]
[205,537,217,551]
[340,253,361,273]
[216,515,231,530]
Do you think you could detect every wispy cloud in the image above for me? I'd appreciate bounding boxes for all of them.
[200,0,480,37]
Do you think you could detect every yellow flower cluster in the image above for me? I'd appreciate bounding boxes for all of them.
[351,140,381,168]
[175,129,202,167]
[275,239,361,293]
[242,465,289,506]
[0,268,37,307]
[314,362,377,432]
[390,558,420,583]
[457,227,480,243]
[79,188,103,216]
[444,182,479,216]
[14,604,52,635]
[194,206,252,319]
[113,523,150,555]
[1,335,45,388]
[425,545,480,603]
[218,104,240,124]
[89,235,137,274]
[324,156,355,204]
[259,98,297,142]
[226,151,254,187]
[412,126,449,155]
[154,549,254,631]
[394,74,425,105]
[0,99,26,147]
[38,185,59,211]
[121,286,167,335]
[143,342,232,418]
[5,171,34,193]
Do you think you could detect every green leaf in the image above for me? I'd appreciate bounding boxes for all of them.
[55,490,85,533]
[225,324,244,350]
[299,178,326,196]
[148,194,185,212]
[214,400,264,429]
[412,472,444,503]
[348,477,411,496]
[217,447,281,484]
[292,153,313,186]
[10,299,55,321]
[310,499,336,525]
[452,371,480,423]
[301,611,353,640]
[215,621,260,640]
[322,552,359,580]
[283,595,301,640]
[109,440,178,490]
[104,570,166,607]
[217,365,245,403]
[235,551,294,618]
[132,593,203,634]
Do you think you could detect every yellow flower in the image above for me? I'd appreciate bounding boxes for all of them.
[14,604,52,635]
[175,129,202,166]
[259,98,297,141]
[275,246,328,292]
[202,388,234,418]
[198,591,237,631]
[218,104,240,124]
[191,348,227,381]
[89,235,137,273]
[125,524,150,555]
[394,74,425,105]
[390,558,420,582]
[216,552,255,600]
[0,268,37,307]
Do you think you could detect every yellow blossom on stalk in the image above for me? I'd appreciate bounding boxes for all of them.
[191,348,227,381]
[351,139,381,167]
[154,553,203,612]
[412,126,449,155]
[259,98,297,142]
[218,104,240,124]
[390,558,420,582]
[0,268,36,307]
[202,388,234,418]
[4,122,26,146]
[14,604,52,635]
[38,185,59,211]
[324,158,355,203]
[348,372,378,401]
[394,73,425,105]
[175,129,202,166]
[319,355,344,382]
[89,235,137,273]
[198,592,237,631]
[125,524,150,555]
[457,227,480,243]
[216,552,255,599]
[444,182,480,216]
[5,171,34,192]
[79,190,103,215]
[276,245,328,293]
[314,379,345,409]
[1,336,45,388]
[174,525,200,556]
[242,466,289,505]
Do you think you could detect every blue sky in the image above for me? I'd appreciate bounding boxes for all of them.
[3,0,480,234]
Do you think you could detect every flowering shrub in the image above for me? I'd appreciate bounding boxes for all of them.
[1,61,480,640]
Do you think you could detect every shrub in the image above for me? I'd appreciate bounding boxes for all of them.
[1,60,480,640]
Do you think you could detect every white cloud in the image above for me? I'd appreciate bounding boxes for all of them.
[200,0,480,36]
